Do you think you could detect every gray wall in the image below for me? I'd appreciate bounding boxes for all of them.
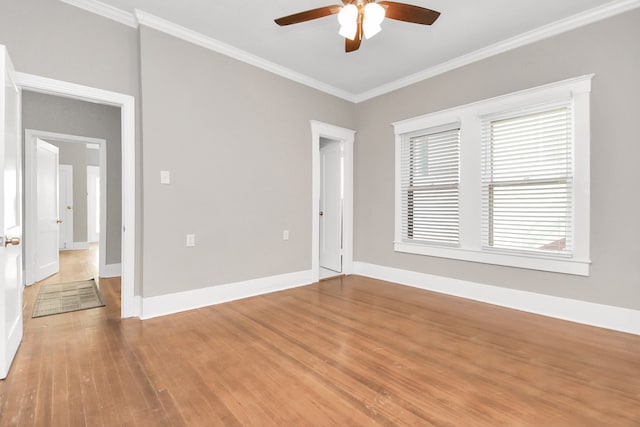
[22,91,122,265]
[139,26,356,297]
[0,0,138,97]
[0,0,142,292]
[354,9,640,310]
[87,148,100,166]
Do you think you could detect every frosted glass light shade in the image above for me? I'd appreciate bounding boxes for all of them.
[363,3,385,39]
[363,22,381,39]
[338,4,358,40]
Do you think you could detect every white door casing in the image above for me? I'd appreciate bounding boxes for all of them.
[310,121,355,283]
[0,45,23,379]
[58,164,73,249]
[35,139,60,281]
[319,139,343,272]
[87,165,100,243]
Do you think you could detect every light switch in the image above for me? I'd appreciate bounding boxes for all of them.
[160,170,170,184]
[186,234,195,247]
[283,230,289,241]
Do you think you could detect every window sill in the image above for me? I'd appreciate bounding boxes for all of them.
[394,242,590,276]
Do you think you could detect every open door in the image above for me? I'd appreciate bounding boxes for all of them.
[319,139,343,273]
[0,45,23,379]
[34,139,60,281]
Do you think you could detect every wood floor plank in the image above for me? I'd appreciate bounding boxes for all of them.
[50,336,71,427]
[1,247,639,426]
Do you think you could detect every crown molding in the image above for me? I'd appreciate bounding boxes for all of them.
[354,0,640,103]
[134,10,356,102]
[59,0,640,103]
[57,0,355,100]
[59,0,137,28]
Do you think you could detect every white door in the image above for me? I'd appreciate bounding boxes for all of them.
[0,45,23,379]
[36,139,59,281]
[58,164,73,249]
[87,165,99,243]
[319,139,343,272]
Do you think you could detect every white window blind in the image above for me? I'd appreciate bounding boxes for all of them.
[481,104,573,255]
[400,127,460,245]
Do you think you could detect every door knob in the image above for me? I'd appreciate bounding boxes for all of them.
[56,219,63,224]
[67,205,72,210]
[4,237,20,247]
[319,211,324,216]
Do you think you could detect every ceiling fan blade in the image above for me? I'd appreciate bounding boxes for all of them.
[345,18,362,52]
[345,37,361,52]
[274,5,342,26]
[378,1,440,25]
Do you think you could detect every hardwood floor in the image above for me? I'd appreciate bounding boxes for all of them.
[36,244,99,287]
[1,261,639,425]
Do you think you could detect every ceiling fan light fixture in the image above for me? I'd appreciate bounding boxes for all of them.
[274,1,440,53]
[338,4,358,40]
[363,2,385,39]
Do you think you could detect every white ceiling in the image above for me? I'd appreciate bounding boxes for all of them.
[65,0,633,100]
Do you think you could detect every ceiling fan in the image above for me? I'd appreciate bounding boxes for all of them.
[274,0,440,53]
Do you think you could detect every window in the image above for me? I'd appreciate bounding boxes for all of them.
[400,125,460,246]
[482,104,572,255]
[393,75,592,275]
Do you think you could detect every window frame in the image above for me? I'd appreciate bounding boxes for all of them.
[393,75,592,276]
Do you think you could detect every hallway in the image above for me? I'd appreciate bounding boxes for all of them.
[36,244,100,287]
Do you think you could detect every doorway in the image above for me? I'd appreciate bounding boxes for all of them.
[319,138,343,279]
[16,72,136,318]
[25,130,107,287]
[310,121,355,283]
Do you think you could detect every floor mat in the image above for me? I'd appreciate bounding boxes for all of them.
[32,279,105,318]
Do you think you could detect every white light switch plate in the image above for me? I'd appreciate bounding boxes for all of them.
[160,170,170,184]
[186,234,195,247]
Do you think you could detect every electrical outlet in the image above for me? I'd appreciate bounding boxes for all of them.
[283,230,289,241]
[186,234,195,247]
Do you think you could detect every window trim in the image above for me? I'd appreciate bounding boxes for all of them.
[393,75,592,276]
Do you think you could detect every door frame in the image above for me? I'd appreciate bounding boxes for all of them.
[24,130,107,283]
[310,121,355,282]
[17,72,137,318]
[86,163,100,244]
[319,138,343,273]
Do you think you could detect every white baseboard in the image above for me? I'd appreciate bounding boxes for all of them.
[101,263,121,278]
[140,270,314,320]
[129,295,142,318]
[60,241,89,251]
[353,262,640,336]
